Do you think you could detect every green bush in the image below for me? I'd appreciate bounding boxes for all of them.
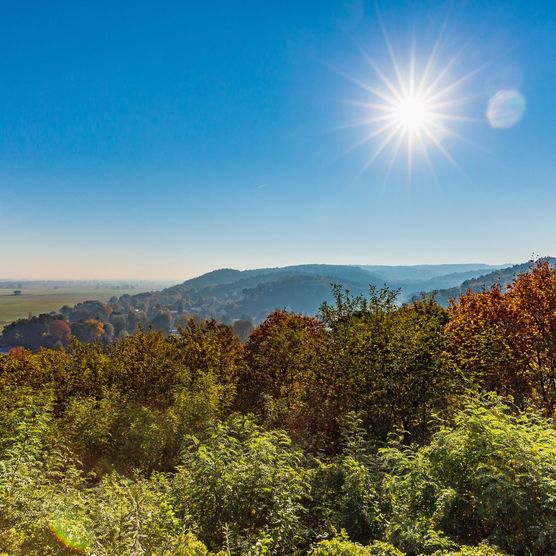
[434,541,505,555]
[381,396,556,554]
[310,535,404,555]
[0,388,88,555]
[58,369,230,474]
[172,416,308,555]
[368,540,405,555]
[83,473,199,556]
[311,536,370,555]
[308,413,385,545]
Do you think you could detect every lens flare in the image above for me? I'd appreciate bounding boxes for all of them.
[49,511,91,553]
[486,89,525,129]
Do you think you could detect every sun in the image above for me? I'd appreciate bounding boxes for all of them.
[340,21,480,177]
[394,95,430,131]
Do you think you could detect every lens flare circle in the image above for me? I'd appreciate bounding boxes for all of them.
[486,89,525,129]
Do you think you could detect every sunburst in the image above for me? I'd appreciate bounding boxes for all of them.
[341,21,481,178]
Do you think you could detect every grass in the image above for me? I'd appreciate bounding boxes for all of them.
[0,287,146,331]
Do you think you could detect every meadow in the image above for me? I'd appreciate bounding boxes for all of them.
[0,286,149,330]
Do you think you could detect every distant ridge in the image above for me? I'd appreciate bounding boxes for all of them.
[359,263,507,283]
[431,258,556,306]
[173,264,385,294]
[162,262,508,320]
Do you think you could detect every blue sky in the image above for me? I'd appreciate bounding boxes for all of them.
[1,0,555,279]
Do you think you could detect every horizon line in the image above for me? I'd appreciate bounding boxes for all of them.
[0,260,522,283]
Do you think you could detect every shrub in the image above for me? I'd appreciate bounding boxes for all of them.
[311,536,370,555]
[368,540,405,555]
[310,535,404,555]
[172,417,308,555]
[381,396,556,554]
[433,540,505,555]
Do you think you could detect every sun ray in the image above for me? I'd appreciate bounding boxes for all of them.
[340,113,403,130]
[333,66,401,105]
[426,58,491,103]
[409,34,416,95]
[416,129,438,182]
[427,93,484,110]
[407,128,414,178]
[419,44,468,99]
[359,51,405,103]
[383,130,406,184]
[428,125,486,152]
[427,112,482,123]
[343,120,401,155]
[422,126,464,174]
[357,121,404,176]
[377,9,408,97]
[340,99,394,111]
[416,17,449,96]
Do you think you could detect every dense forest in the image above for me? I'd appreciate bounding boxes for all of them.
[1,261,556,555]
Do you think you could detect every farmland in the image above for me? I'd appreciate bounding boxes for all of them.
[0,283,170,330]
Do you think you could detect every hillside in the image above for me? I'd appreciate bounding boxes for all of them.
[164,262,506,319]
[359,263,503,282]
[172,264,384,294]
[431,258,556,306]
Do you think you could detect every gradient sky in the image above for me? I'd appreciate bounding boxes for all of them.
[1,0,555,279]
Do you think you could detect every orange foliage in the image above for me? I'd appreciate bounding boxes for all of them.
[239,311,322,425]
[446,261,556,412]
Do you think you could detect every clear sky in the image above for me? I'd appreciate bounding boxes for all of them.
[1,1,555,280]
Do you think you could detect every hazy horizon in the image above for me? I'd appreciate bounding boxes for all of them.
[0,259,516,282]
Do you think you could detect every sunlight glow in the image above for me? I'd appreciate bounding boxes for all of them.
[342,22,480,178]
[394,95,430,131]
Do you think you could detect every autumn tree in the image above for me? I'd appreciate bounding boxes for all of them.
[171,317,245,388]
[238,310,323,432]
[1,314,60,351]
[149,310,173,335]
[446,260,556,412]
[446,285,530,405]
[70,319,106,344]
[505,260,556,411]
[46,318,70,347]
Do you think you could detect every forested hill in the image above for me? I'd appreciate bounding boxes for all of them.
[178,263,500,291]
[432,257,556,306]
[169,264,386,296]
[163,263,507,321]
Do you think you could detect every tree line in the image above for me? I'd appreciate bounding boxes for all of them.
[1,261,556,555]
[0,297,256,351]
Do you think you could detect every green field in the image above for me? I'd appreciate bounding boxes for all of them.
[0,287,146,330]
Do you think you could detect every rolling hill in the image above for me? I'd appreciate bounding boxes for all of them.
[160,262,508,320]
[431,258,556,306]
